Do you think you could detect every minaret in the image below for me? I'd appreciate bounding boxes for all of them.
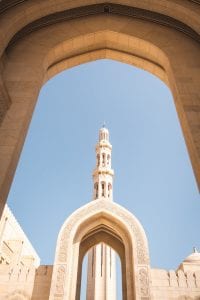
[86,125,116,300]
[93,125,114,201]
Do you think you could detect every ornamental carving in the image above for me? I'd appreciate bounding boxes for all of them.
[55,266,66,296]
[58,200,149,264]
[58,226,70,262]
[138,267,149,297]
[50,200,151,299]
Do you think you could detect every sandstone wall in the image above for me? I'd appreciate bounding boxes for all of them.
[32,266,53,300]
[151,268,200,299]
[0,263,36,299]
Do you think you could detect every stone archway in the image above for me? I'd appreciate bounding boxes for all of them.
[49,199,151,300]
[0,0,199,215]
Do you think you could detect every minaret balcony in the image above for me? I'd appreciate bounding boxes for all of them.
[96,142,112,150]
[92,169,114,176]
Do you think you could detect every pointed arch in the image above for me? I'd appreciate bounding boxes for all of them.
[49,199,150,300]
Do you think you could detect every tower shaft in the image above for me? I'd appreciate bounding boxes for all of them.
[87,244,116,300]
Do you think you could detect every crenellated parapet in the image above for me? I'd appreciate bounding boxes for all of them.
[151,269,200,300]
[151,252,200,299]
[0,265,53,300]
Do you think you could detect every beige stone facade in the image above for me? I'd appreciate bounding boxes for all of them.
[0,1,200,299]
[0,202,200,299]
[0,204,38,299]
[0,205,53,300]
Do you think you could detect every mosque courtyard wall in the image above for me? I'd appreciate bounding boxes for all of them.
[0,202,200,299]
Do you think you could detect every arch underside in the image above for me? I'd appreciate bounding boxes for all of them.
[0,1,199,216]
[76,225,127,300]
[0,0,195,14]
[50,199,150,300]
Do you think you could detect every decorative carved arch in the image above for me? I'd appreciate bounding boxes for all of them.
[49,199,150,300]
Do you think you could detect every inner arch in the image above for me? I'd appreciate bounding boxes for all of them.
[43,31,169,85]
[80,243,123,300]
[76,224,129,300]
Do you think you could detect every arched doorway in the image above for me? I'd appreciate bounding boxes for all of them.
[80,243,123,299]
[76,225,126,300]
[80,243,123,300]
[0,1,200,217]
[50,199,151,299]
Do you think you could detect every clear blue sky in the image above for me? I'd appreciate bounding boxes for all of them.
[7,59,200,273]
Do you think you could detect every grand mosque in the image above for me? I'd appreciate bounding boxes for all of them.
[0,127,200,299]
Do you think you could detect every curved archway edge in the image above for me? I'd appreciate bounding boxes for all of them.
[50,199,150,300]
[0,1,199,216]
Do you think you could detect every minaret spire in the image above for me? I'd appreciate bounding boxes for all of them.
[93,125,114,201]
[86,127,116,300]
